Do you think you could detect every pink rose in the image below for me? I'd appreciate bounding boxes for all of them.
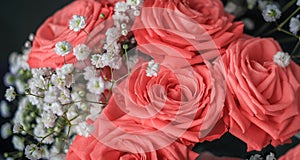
[67,136,198,160]
[67,113,199,160]
[132,0,243,65]
[28,0,114,68]
[109,60,226,146]
[219,35,300,151]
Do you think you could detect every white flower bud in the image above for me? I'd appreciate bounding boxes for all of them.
[54,41,72,56]
[69,15,86,32]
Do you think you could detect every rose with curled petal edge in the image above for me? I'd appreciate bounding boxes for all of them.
[104,57,227,147]
[66,118,199,160]
[27,0,114,69]
[132,0,244,66]
[218,35,300,151]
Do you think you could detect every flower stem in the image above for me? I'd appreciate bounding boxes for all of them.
[292,38,300,55]
[278,6,300,29]
[282,0,297,13]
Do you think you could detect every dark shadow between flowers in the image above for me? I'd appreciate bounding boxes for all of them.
[193,132,300,159]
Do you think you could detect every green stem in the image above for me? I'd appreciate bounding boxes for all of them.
[37,130,56,146]
[25,93,44,98]
[282,0,297,13]
[292,38,300,55]
[263,28,277,36]
[277,28,299,38]
[278,6,300,29]
[124,47,130,74]
[254,23,271,36]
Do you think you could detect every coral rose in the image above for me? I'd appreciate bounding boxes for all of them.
[132,0,243,65]
[218,35,300,151]
[28,0,114,68]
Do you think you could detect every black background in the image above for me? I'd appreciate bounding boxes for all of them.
[0,0,72,158]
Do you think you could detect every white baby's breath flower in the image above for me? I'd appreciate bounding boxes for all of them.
[54,41,72,56]
[13,123,24,133]
[44,86,58,103]
[50,102,63,116]
[61,64,74,75]
[115,2,128,12]
[247,0,257,9]
[50,154,66,160]
[12,136,25,151]
[105,27,121,44]
[31,68,51,78]
[297,0,300,6]
[25,144,43,160]
[15,79,26,94]
[91,54,103,68]
[1,122,12,139]
[249,154,263,160]
[87,77,105,94]
[5,86,16,102]
[91,53,122,69]
[242,18,255,30]
[73,44,91,60]
[273,51,291,67]
[103,41,121,55]
[133,10,141,16]
[3,73,14,86]
[41,111,57,128]
[266,152,276,160]
[66,105,78,122]
[71,84,86,102]
[28,95,43,107]
[58,88,71,104]
[75,122,94,137]
[224,2,237,14]
[262,4,281,22]
[0,101,10,118]
[83,66,99,80]
[126,0,141,6]
[13,98,27,126]
[289,17,300,35]
[87,105,102,121]
[112,14,130,27]
[28,76,46,91]
[51,72,74,89]
[146,60,160,77]
[69,15,86,32]
[34,122,54,144]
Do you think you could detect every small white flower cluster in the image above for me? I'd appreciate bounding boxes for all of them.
[273,51,291,68]
[289,16,300,35]
[90,0,144,70]
[25,144,43,160]
[5,86,16,102]
[55,14,90,60]
[2,61,108,159]
[54,41,73,56]
[247,0,258,10]
[113,0,143,35]
[69,15,86,32]
[262,4,281,22]
[146,60,160,77]
[1,1,146,159]
[247,152,276,160]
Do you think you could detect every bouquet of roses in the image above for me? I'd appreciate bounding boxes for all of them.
[2,0,300,159]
